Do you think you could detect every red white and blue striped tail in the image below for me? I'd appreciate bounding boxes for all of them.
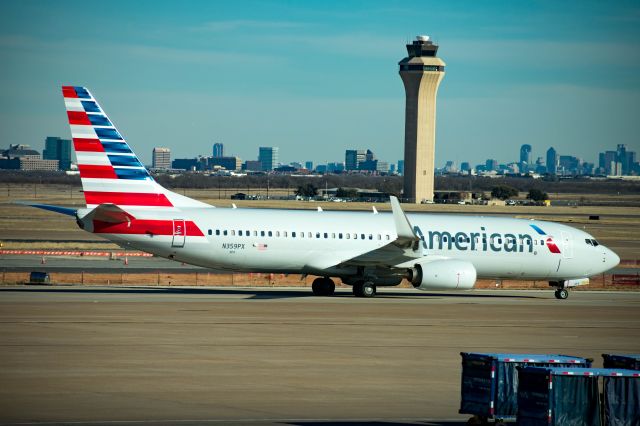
[62,86,208,210]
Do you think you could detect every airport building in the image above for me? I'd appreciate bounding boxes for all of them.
[0,144,59,171]
[209,156,242,171]
[152,147,171,169]
[399,35,446,203]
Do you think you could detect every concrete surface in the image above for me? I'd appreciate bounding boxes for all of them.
[1,286,639,425]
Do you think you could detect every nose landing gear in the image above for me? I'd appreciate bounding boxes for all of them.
[554,288,569,299]
[352,281,376,298]
[550,281,570,300]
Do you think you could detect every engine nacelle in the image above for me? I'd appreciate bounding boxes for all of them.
[409,259,477,290]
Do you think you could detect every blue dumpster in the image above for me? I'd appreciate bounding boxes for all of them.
[517,367,640,426]
[459,352,591,422]
[603,353,640,371]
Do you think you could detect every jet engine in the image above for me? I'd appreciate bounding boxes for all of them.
[408,259,477,290]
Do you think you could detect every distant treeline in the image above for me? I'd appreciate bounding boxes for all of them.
[1,170,639,195]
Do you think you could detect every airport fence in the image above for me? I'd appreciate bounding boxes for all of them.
[1,270,639,290]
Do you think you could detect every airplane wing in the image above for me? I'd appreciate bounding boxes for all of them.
[305,196,425,271]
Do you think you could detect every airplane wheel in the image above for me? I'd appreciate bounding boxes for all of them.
[352,281,364,297]
[312,278,335,296]
[555,289,569,300]
[312,278,324,296]
[323,278,335,296]
[361,281,376,298]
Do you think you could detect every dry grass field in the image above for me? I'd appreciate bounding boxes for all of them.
[1,184,638,259]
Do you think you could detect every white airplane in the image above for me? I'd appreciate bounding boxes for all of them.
[28,86,620,299]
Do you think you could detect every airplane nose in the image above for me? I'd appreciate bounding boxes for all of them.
[605,248,620,270]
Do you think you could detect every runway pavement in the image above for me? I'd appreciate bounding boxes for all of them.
[1,286,639,425]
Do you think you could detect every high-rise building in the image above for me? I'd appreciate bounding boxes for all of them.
[43,136,72,170]
[258,147,278,171]
[152,147,171,169]
[546,147,558,175]
[305,161,314,171]
[559,155,581,175]
[519,144,532,172]
[485,159,498,171]
[345,150,366,170]
[213,143,224,158]
[397,160,405,176]
[399,35,445,203]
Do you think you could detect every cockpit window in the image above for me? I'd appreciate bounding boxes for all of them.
[585,239,593,246]
[591,239,599,247]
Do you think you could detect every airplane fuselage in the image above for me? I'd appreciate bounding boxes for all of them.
[81,207,619,283]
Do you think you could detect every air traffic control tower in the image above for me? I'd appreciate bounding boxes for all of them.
[399,35,445,203]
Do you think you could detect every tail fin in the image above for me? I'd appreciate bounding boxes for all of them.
[62,86,208,210]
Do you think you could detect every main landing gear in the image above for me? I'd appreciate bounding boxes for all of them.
[311,277,335,296]
[352,281,376,298]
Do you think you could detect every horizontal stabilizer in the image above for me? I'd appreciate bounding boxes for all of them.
[82,203,135,223]
[16,201,77,217]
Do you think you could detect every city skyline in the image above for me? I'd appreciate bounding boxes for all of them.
[0,1,638,167]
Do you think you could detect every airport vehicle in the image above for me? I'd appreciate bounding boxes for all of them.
[28,86,620,298]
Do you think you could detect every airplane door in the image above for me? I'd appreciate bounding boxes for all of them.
[172,219,186,248]
[561,231,573,259]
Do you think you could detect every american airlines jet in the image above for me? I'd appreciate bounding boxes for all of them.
[28,86,620,299]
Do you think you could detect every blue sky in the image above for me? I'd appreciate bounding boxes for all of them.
[1,0,639,166]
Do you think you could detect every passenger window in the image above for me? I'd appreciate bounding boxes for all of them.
[253,231,257,236]
[324,233,328,239]
[316,232,320,238]
[339,233,343,239]
[331,233,335,239]
[283,231,287,237]
[292,232,296,238]
[268,231,273,237]
[246,230,250,236]
[261,231,265,237]
[361,234,365,240]
[346,234,350,239]
[369,234,373,240]
[223,230,228,236]
[377,234,381,240]
[308,232,312,238]
[208,229,212,235]
[276,231,280,237]
[216,230,220,236]
[238,230,243,236]
[386,235,390,240]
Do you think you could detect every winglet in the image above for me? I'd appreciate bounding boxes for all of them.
[389,196,418,241]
